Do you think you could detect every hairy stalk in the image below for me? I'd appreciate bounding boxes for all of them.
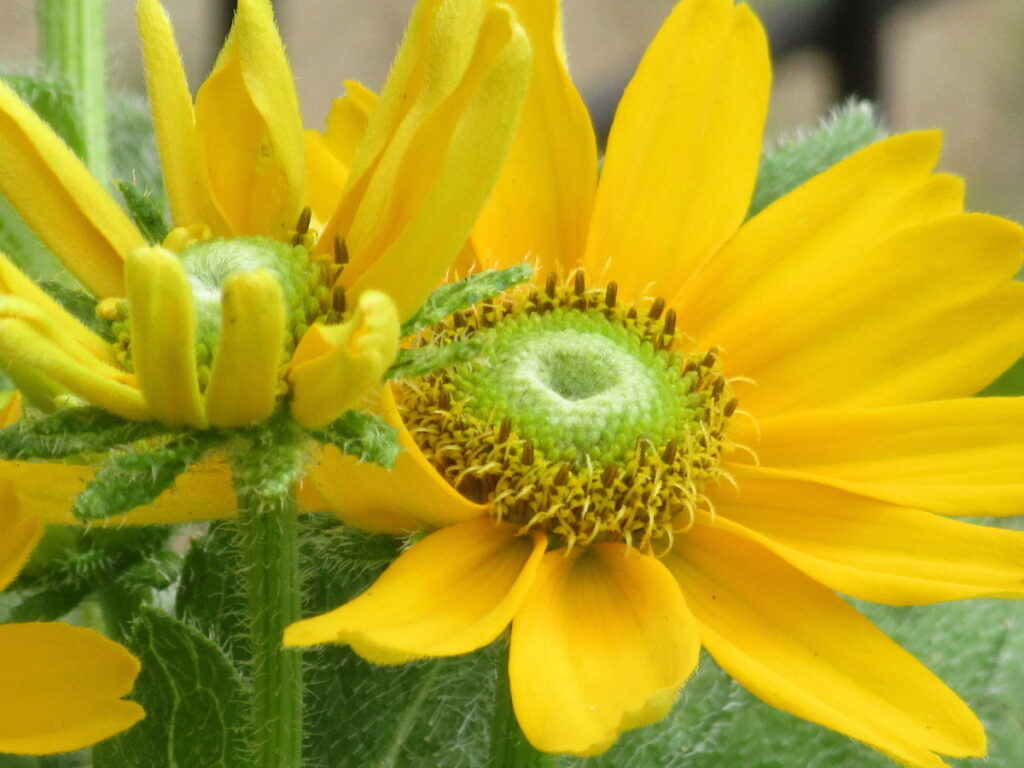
[38,0,110,183]
[232,416,306,768]
[488,637,553,768]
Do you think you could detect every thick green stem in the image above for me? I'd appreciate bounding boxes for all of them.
[488,638,554,768]
[233,420,305,768]
[37,0,110,183]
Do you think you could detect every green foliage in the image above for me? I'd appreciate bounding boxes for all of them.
[0,406,175,460]
[980,355,1024,396]
[92,606,250,768]
[401,262,534,337]
[311,411,402,470]
[387,337,484,380]
[748,99,885,218]
[1,74,85,156]
[118,181,170,245]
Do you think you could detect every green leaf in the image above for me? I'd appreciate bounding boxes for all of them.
[401,262,534,337]
[311,410,402,470]
[748,99,885,218]
[0,406,176,460]
[92,606,250,768]
[118,180,170,245]
[73,431,227,520]
[979,355,1024,397]
[386,337,484,380]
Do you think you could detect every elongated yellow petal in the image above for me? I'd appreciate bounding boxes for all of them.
[0,80,144,297]
[735,397,1024,516]
[0,623,144,755]
[1,457,237,525]
[472,0,597,273]
[667,525,986,768]
[136,0,225,231]
[584,0,770,301]
[310,383,485,533]
[0,391,22,426]
[284,518,545,663]
[677,132,963,338]
[305,131,349,226]
[510,545,699,756]
[125,246,207,427]
[194,0,304,237]
[204,269,285,427]
[710,473,1024,605]
[719,214,1024,415]
[288,290,399,428]
[0,479,42,590]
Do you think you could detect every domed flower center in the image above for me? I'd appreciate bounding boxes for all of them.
[396,273,739,553]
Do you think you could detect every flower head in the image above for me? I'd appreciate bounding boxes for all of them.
[290,0,1024,763]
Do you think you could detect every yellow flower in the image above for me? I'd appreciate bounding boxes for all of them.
[0,0,531,524]
[0,478,144,754]
[290,0,1024,763]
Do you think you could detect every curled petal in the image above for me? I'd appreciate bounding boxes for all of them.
[0,478,42,590]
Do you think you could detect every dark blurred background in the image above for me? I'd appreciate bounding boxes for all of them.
[7,0,1023,220]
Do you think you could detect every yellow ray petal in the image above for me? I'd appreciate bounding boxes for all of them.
[1,456,237,526]
[677,132,963,338]
[288,290,399,428]
[342,4,532,319]
[667,525,986,768]
[0,391,23,426]
[194,0,304,237]
[0,623,144,755]
[136,0,225,231]
[0,81,144,297]
[472,0,597,273]
[584,0,770,301]
[0,479,42,590]
[204,269,285,427]
[284,518,545,663]
[709,472,1024,605]
[717,214,1024,415]
[321,81,377,167]
[125,246,207,428]
[510,544,699,756]
[309,383,485,533]
[733,397,1024,516]
[305,131,349,226]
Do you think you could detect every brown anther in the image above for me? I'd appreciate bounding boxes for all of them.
[437,390,451,410]
[296,206,312,235]
[498,417,512,443]
[648,296,666,320]
[333,235,349,266]
[711,377,725,398]
[637,438,648,464]
[663,308,677,337]
[514,498,530,517]
[452,311,466,329]
[626,307,638,321]
[661,439,677,465]
[700,348,719,368]
[555,464,571,486]
[573,270,586,296]
[545,272,557,298]
[522,440,535,466]
[601,464,619,488]
[723,397,738,417]
[682,360,699,376]
[604,281,618,308]
[332,285,347,315]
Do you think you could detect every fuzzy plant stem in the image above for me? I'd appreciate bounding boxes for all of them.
[38,0,110,183]
[232,417,306,768]
[488,637,553,768]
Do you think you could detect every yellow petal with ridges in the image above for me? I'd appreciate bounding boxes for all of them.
[136,0,226,232]
[0,479,42,590]
[204,269,285,427]
[194,0,304,237]
[125,246,207,428]
[288,290,399,429]
[284,518,545,663]
[0,623,144,755]
[668,525,986,768]
[584,0,770,301]
[709,473,1024,605]
[510,544,699,756]
[733,397,1024,516]
[0,80,144,297]
[472,0,597,273]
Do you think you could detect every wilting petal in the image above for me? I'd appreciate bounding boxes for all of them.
[668,525,985,768]
[510,544,699,756]
[0,623,144,755]
[125,246,207,428]
[194,0,304,237]
[284,518,545,663]
[204,269,285,427]
[0,82,145,298]
[585,0,769,301]
[472,0,597,273]
[710,472,1024,605]
[0,479,42,590]
[288,290,399,428]
[735,397,1024,516]
[136,0,225,231]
